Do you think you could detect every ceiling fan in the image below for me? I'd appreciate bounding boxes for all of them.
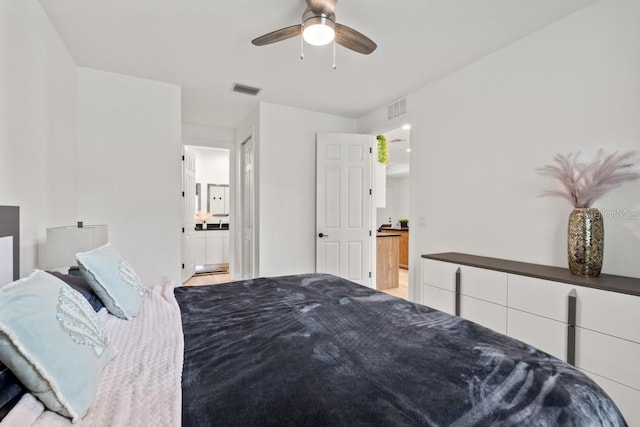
[251,0,377,57]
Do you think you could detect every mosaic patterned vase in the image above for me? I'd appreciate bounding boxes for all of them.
[567,208,604,277]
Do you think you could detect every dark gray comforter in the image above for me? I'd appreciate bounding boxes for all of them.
[174,273,626,426]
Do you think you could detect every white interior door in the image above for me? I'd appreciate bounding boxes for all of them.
[316,133,373,287]
[241,136,255,279]
[182,148,197,282]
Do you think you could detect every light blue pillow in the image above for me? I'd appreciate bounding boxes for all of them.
[76,243,145,320]
[0,270,115,422]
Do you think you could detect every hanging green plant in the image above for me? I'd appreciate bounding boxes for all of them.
[377,135,389,164]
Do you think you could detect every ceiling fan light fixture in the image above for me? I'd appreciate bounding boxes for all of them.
[251,1,376,55]
[302,10,335,46]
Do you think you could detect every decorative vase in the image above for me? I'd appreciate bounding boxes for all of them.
[567,208,604,277]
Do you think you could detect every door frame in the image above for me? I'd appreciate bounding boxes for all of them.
[181,147,197,282]
[239,134,256,279]
[181,138,238,282]
[368,123,413,296]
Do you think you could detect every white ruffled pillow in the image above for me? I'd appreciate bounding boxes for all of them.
[0,270,115,421]
[76,243,145,320]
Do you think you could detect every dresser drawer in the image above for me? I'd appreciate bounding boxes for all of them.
[575,286,640,343]
[507,308,567,361]
[575,327,640,390]
[507,275,575,323]
[460,295,507,334]
[460,266,507,305]
[422,259,458,292]
[422,285,455,315]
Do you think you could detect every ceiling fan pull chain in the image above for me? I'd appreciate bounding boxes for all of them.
[333,39,336,69]
[300,25,304,60]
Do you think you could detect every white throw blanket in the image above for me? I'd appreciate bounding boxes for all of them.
[1,284,184,427]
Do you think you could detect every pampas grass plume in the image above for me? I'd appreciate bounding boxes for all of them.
[537,150,640,208]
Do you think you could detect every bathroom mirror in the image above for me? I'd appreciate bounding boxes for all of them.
[207,184,229,216]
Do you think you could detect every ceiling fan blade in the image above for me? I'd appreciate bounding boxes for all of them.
[307,0,337,14]
[335,23,377,54]
[252,25,302,46]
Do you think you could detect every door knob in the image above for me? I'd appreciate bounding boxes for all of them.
[318,233,329,238]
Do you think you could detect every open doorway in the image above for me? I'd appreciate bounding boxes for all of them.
[373,124,411,299]
[183,145,232,286]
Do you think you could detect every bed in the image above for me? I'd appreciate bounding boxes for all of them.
[175,274,626,426]
[1,271,628,426]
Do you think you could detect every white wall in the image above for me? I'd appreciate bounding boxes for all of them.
[257,102,357,276]
[76,68,182,285]
[183,123,234,146]
[0,0,78,275]
[377,176,410,228]
[191,147,230,185]
[361,1,640,302]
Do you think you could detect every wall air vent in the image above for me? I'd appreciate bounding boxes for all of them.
[232,83,261,96]
[389,138,406,143]
[387,97,407,120]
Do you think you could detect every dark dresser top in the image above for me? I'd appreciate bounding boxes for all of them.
[422,252,640,297]
[377,233,400,238]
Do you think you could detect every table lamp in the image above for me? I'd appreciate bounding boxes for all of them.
[45,223,108,274]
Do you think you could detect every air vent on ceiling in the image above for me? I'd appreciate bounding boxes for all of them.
[232,83,261,96]
[389,138,406,143]
[387,97,407,120]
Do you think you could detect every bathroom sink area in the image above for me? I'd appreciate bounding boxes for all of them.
[195,223,229,231]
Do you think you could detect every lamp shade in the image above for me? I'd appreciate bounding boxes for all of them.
[45,225,108,268]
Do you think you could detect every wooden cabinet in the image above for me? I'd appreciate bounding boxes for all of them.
[421,252,640,425]
[398,230,408,268]
[379,228,409,268]
[376,234,399,290]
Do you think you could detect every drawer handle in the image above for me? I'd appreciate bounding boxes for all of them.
[455,267,461,316]
[567,289,577,366]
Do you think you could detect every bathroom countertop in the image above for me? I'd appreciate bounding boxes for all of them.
[195,224,229,231]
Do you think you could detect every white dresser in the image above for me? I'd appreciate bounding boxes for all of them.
[422,253,640,425]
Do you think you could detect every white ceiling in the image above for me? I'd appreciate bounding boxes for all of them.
[38,0,595,129]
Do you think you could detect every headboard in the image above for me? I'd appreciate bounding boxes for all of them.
[0,206,20,282]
